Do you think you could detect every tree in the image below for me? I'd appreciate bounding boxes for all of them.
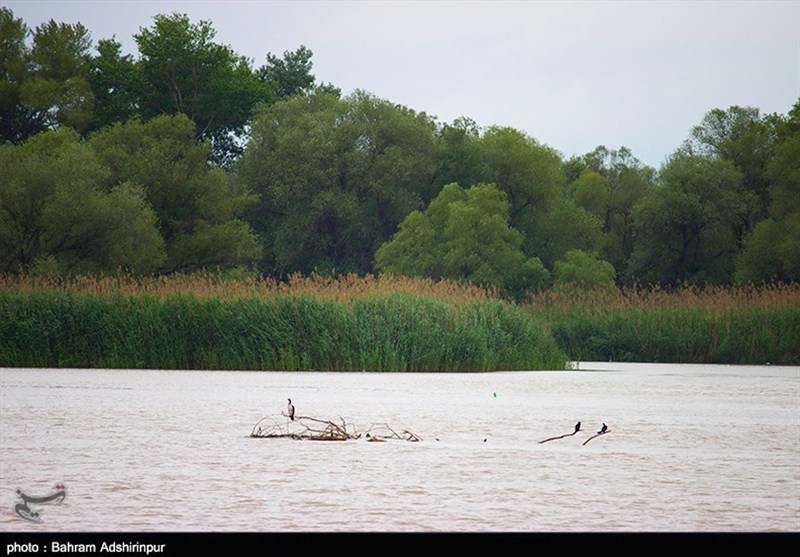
[134,13,271,164]
[553,249,616,290]
[684,105,780,224]
[21,18,95,134]
[736,99,800,282]
[0,7,35,143]
[472,126,562,226]
[432,116,483,202]
[628,154,757,286]
[238,90,438,275]
[466,127,605,269]
[0,128,164,274]
[258,45,316,98]
[565,146,655,283]
[86,38,138,134]
[1,10,96,142]
[375,183,550,298]
[571,170,609,218]
[88,114,261,272]
[529,196,605,270]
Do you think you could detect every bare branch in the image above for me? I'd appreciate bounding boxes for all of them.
[538,431,579,444]
[582,430,611,446]
[252,415,421,442]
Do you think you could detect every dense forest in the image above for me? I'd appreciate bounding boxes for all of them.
[2,9,798,299]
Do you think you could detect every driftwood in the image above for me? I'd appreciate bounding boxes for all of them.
[250,414,421,442]
[582,429,610,446]
[538,422,582,444]
[364,423,421,442]
[539,422,612,446]
[252,411,606,445]
[538,431,580,444]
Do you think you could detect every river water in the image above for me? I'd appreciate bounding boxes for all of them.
[0,363,798,532]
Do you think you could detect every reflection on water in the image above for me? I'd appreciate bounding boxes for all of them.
[1,363,798,532]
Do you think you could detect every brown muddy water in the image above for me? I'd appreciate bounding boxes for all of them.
[1,363,798,532]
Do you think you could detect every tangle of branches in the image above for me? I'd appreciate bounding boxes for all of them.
[251,414,421,442]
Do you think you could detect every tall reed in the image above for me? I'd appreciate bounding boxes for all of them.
[528,283,800,364]
[4,274,795,367]
[0,289,567,372]
[0,272,495,303]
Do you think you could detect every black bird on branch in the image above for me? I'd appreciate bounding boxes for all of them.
[287,399,295,421]
[583,423,611,446]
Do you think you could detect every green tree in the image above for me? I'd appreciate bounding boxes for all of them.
[258,45,316,98]
[0,128,164,274]
[571,170,609,218]
[86,38,138,134]
[0,8,36,143]
[134,13,270,164]
[734,219,787,283]
[472,126,561,226]
[432,116,483,201]
[628,154,757,286]
[238,90,438,275]
[20,18,94,134]
[1,10,96,142]
[375,183,550,298]
[684,105,780,225]
[736,100,800,282]
[553,249,616,290]
[565,146,655,283]
[88,114,261,272]
[468,126,603,268]
[530,197,605,270]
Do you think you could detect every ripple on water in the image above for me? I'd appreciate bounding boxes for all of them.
[1,365,798,532]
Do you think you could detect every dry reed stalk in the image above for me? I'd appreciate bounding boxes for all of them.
[0,272,497,303]
[528,283,800,314]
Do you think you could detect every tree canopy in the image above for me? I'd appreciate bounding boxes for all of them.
[1,7,797,292]
[88,114,261,272]
[628,153,756,285]
[375,183,550,298]
[238,89,438,275]
[0,128,164,274]
[2,9,318,164]
[735,100,800,283]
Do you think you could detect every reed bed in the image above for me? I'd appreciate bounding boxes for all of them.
[3,274,796,368]
[0,286,567,372]
[528,283,800,364]
[0,272,496,304]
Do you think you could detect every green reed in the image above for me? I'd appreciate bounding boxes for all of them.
[0,291,568,371]
[529,284,800,365]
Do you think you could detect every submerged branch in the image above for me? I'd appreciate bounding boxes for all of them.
[582,430,611,446]
[538,431,579,444]
[365,423,422,442]
[251,415,420,442]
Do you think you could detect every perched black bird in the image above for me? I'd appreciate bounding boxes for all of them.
[287,398,295,421]
[598,423,607,434]
[574,421,581,434]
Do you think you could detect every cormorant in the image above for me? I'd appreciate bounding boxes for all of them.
[287,399,295,421]
[598,423,607,434]
[574,421,581,434]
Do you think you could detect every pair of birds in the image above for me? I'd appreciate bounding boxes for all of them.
[284,402,608,436]
[574,421,607,434]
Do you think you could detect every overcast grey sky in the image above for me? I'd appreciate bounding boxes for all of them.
[5,0,799,168]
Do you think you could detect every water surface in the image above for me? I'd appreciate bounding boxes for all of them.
[1,363,798,532]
